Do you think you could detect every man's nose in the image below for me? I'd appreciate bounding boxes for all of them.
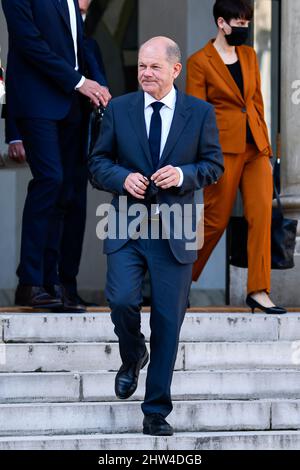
[143,68,153,77]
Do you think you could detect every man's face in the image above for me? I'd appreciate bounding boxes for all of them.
[138,44,181,100]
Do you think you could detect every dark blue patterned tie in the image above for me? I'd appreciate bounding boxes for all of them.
[148,102,164,170]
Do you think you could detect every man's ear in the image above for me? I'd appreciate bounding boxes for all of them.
[173,63,182,79]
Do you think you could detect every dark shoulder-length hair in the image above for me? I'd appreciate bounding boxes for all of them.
[213,0,254,26]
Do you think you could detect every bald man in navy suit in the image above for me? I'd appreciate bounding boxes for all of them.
[89,37,224,435]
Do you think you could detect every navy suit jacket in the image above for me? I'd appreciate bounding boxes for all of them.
[88,90,224,264]
[2,0,107,122]
[3,34,107,143]
[3,108,22,143]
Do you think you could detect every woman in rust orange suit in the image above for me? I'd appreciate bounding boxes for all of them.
[186,0,286,314]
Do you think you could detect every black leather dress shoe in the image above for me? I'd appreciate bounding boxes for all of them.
[115,348,149,399]
[246,295,287,314]
[45,285,86,313]
[64,291,99,308]
[143,413,174,436]
[74,294,98,307]
[15,285,63,309]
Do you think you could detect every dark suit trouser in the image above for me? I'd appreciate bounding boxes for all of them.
[17,95,84,286]
[58,157,88,294]
[105,220,193,418]
[58,107,90,293]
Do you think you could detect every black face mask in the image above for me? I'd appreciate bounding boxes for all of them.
[224,25,249,46]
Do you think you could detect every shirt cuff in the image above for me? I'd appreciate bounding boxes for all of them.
[9,140,22,144]
[75,76,86,90]
[175,167,184,187]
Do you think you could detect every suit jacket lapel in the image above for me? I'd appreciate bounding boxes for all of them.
[158,91,192,168]
[128,92,153,168]
[205,41,244,104]
[51,0,72,34]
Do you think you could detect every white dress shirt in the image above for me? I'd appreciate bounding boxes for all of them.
[144,86,183,187]
[66,0,78,70]
[66,0,85,88]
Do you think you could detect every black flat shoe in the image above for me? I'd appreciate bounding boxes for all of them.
[115,348,149,399]
[246,295,287,314]
[143,413,174,436]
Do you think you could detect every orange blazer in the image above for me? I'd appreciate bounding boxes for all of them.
[186,40,272,155]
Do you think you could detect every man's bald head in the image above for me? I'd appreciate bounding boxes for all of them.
[138,36,182,100]
[139,37,181,65]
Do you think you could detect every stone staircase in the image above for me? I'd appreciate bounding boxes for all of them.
[1,311,300,449]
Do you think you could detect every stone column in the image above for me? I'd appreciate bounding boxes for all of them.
[280,0,300,221]
[270,0,300,306]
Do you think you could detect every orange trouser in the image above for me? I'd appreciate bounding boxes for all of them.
[192,144,273,294]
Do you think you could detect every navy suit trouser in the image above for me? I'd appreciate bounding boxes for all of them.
[105,220,193,418]
[58,154,88,294]
[17,94,84,286]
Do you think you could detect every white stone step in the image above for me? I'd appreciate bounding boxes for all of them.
[0,342,183,372]
[0,400,275,436]
[2,370,300,403]
[2,312,300,343]
[272,401,300,429]
[0,372,81,403]
[185,341,300,369]
[81,370,300,402]
[0,341,299,372]
[1,431,300,450]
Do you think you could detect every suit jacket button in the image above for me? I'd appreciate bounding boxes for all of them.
[242,107,247,113]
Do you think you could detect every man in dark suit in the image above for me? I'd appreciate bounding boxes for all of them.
[88,36,224,435]
[57,0,109,306]
[2,0,111,309]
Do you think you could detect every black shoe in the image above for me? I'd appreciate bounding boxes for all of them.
[246,295,287,314]
[67,292,99,308]
[115,348,149,399]
[45,285,86,313]
[143,413,174,436]
[15,285,63,309]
